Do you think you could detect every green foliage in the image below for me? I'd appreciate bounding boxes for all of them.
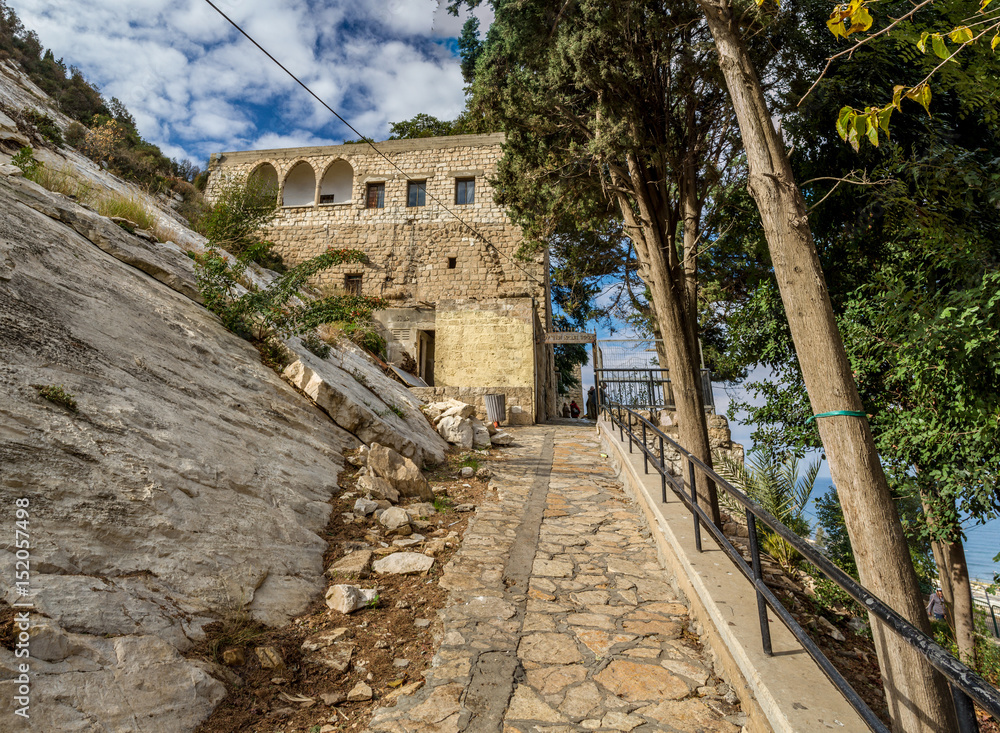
[197,174,280,264]
[387,113,466,139]
[458,16,483,84]
[32,384,77,412]
[11,146,39,176]
[433,495,453,513]
[810,575,868,622]
[815,487,857,576]
[338,320,387,359]
[95,193,156,231]
[716,452,820,572]
[301,332,331,359]
[23,108,63,146]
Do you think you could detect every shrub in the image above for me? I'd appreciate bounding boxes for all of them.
[23,108,63,146]
[197,174,279,266]
[32,384,77,412]
[301,332,331,359]
[11,146,39,176]
[64,121,86,148]
[339,319,387,359]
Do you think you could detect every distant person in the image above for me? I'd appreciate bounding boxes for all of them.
[570,401,580,419]
[561,403,571,418]
[927,588,946,621]
[586,386,597,419]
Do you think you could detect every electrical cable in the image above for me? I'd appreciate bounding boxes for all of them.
[201,0,546,288]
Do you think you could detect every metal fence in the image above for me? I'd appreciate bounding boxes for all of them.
[602,404,1000,733]
[975,597,1000,639]
[594,339,714,411]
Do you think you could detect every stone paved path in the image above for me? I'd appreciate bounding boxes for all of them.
[367,425,743,733]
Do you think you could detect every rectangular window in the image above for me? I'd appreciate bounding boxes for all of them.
[344,274,362,296]
[447,257,457,269]
[319,194,336,204]
[455,177,475,205]
[366,182,385,209]
[407,181,426,207]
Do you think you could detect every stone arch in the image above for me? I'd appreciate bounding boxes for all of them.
[282,160,316,206]
[248,162,279,202]
[319,159,354,204]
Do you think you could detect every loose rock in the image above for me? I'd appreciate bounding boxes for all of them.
[368,443,434,501]
[373,552,435,576]
[325,585,379,614]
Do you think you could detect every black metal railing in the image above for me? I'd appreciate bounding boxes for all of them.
[602,404,1000,733]
[594,367,715,412]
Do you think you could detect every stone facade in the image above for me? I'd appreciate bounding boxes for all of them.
[207,133,556,422]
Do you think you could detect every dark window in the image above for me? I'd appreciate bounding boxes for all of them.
[447,257,457,269]
[319,193,337,204]
[345,275,362,296]
[455,177,475,205]
[366,182,385,209]
[407,181,426,207]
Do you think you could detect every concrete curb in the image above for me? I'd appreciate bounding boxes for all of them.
[599,419,869,733]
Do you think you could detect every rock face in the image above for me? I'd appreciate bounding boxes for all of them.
[368,444,434,501]
[283,342,447,468]
[0,128,448,728]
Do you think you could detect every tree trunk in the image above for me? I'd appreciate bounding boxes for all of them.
[695,1,958,730]
[611,158,721,526]
[930,530,978,666]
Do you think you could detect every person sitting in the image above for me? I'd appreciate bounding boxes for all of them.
[569,401,581,418]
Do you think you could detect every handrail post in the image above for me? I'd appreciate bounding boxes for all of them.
[951,684,980,733]
[746,509,773,656]
[659,434,666,503]
[688,458,702,553]
[627,411,633,453]
[642,421,648,474]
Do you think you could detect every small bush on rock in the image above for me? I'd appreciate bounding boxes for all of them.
[32,384,77,412]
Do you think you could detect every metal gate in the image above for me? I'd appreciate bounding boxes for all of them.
[594,339,714,412]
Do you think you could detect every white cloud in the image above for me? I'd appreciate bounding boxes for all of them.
[7,0,482,162]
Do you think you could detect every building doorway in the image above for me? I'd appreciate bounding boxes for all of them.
[418,330,435,386]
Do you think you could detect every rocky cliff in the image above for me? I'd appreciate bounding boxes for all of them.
[0,63,447,731]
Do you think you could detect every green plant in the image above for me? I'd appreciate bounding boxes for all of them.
[95,193,156,230]
[23,109,63,146]
[206,606,267,665]
[459,456,481,471]
[11,146,39,177]
[32,384,77,412]
[433,495,453,513]
[301,331,331,359]
[197,173,280,266]
[339,319,387,359]
[367,594,380,609]
[717,453,820,572]
[388,403,405,419]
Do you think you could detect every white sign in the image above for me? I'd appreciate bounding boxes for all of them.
[544,332,596,344]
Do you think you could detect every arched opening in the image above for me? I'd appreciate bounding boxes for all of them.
[282,161,316,206]
[320,160,354,204]
[248,163,279,203]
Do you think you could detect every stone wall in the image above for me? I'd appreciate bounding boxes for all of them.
[206,134,547,318]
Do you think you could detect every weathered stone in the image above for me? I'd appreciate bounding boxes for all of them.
[368,443,434,500]
[301,628,350,651]
[573,629,637,657]
[600,711,645,731]
[404,502,437,519]
[255,646,285,670]
[359,475,400,503]
[526,665,589,695]
[818,616,847,641]
[353,497,379,516]
[491,431,515,446]
[634,700,740,732]
[475,467,492,480]
[327,550,374,579]
[558,680,603,719]
[519,633,583,665]
[661,658,710,687]
[471,418,492,448]
[325,584,379,614]
[594,660,689,702]
[347,681,373,701]
[320,690,346,706]
[222,647,245,666]
[532,559,574,577]
[460,466,475,478]
[437,415,474,449]
[506,685,568,723]
[379,506,411,530]
[305,642,354,673]
[373,552,435,575]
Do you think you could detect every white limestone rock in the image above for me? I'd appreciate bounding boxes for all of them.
[492,432,515,446]
[437,415,474,449]
[357,474,400,504]
[325,585,379,614]
[353,497,379,516]
[373,552,435,576]
[470,418,492,448]
[379,506,411,531]
[368,443,434,501]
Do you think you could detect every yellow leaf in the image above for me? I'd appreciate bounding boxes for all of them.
[865,114,879,147]
[827,11,847,38]
[905,84,932,115]
[949,26,974,44]
[846,6,874,34]
[932,34,949,59]
[892,84,906,110]
[982,0,994,10]
[917,31,930,53]
[877,104,893,136]
[993,33,1000,51]
[836,107,854,141]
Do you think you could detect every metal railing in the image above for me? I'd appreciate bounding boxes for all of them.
[594,367,715,412]
[602,404,1000,733]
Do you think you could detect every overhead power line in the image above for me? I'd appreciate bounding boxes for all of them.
[201,0,546,288]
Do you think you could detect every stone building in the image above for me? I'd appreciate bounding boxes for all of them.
[207,133,556,422]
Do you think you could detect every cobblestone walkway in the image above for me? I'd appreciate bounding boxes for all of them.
[367,425,743,733]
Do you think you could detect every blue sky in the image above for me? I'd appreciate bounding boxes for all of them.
[8,0,491,164]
